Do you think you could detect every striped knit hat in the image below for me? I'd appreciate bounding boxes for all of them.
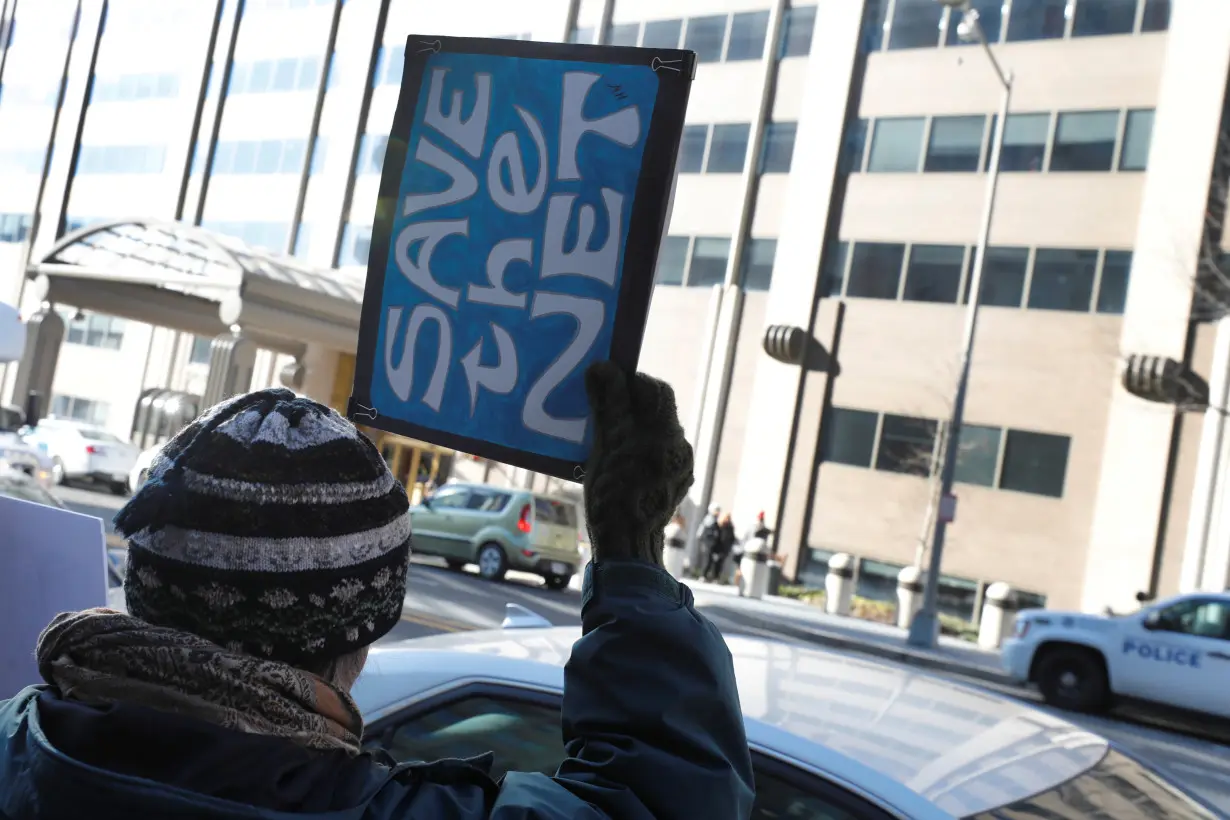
[113,388,411,669]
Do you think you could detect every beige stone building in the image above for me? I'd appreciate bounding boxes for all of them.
[2,0,1228,620]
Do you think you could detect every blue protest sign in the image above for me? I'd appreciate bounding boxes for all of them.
[350,36,694,480]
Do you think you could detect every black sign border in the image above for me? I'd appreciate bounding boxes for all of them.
[349,35,694,483]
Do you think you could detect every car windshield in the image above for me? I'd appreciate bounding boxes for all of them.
[967,749,1217,820]
[0,476,59,507]
[80,429,124,443]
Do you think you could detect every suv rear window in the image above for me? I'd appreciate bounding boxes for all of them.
[967,749,1217,820]
[534,498,577,528]
[80,430,123,443]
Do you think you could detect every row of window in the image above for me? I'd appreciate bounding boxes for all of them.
[824,407,1071,499]
[91,71,180,103]
[0,147,47,175]
[599,5,815,60]
[654,235,776,291]
[56,309,126,351]
[340,222,373,267]
[200,220,289,252]
[228,55,322,95]
[825,241,1131,315]
[862,0,1170,53]
[77,144,166,174]
[676,120,800,176]
[208,137,325,175]
[357,133,388,175]
[50,394,110,427]
[853,108,1154,176]
[0,213,31,244]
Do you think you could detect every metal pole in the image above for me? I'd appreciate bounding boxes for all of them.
[907,21,1011,648]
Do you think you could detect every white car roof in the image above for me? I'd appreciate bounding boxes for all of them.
[355,626,1109,818]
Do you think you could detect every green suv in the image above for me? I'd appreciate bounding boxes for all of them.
[409,482,582,590]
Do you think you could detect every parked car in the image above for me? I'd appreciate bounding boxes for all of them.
[409,483,581,590]
[0,464,65,508]
[128,442,164,492]
[21,419,140,495]
[353,624,1218,820]
[1001,591,1230,719]
[0,431,53,489]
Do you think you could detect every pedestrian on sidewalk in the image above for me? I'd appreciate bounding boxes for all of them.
[696,503,721,580]
[0,370,754,819]
[664,510,688,579]
[706,513,736,583]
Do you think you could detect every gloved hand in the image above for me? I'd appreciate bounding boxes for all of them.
[582,361,694,566]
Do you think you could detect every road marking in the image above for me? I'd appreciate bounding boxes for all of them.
[399,608,472,633]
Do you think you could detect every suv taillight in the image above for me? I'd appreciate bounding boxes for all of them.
[517,503,532,533]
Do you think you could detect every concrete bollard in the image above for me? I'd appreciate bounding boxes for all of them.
[824,553,854,616]
[896,565,925,629]
[978,582,1019,649]
[739,537,770,599]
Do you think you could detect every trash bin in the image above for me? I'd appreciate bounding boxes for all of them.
[739,537,771,600]
[766,559,782,597]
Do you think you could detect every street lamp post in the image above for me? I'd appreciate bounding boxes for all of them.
[907,2,1013,649]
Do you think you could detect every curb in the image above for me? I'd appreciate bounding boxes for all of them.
[706,603,1013,687]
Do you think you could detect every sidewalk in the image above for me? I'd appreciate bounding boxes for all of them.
[684,578,1012,686]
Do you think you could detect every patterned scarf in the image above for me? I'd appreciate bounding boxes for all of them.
[35,609,364,754]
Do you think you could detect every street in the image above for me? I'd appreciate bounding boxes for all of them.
[64,484,1230,816]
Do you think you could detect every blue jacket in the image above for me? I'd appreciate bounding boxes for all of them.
[0,562,754,819]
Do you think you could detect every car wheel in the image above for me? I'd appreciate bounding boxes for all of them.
[51,457,65,486]
[475,543,508,581]
[445,558,467,571]
[1036,646,1110,713]
[544,574,571,591]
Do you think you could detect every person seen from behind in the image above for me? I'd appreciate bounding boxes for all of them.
[0,364,754,819]
[706,513,737,583]
[696,503,721,579]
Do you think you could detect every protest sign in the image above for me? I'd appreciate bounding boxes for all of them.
[349,36,694,481]
[0,496,107,698]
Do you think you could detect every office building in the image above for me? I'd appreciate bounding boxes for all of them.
[1,0,1227,619]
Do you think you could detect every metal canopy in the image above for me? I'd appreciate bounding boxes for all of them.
[28,218,365,356]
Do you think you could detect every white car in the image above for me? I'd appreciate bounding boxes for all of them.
[21,419,141,495]
[353,625,1217,819]
[0,431,53,489]
[1001,592,1230,718]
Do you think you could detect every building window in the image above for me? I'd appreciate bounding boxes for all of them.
[727,10,769,61]
[903,244,964,304]
[202,220,289,252]
[677,125,708,173]
[374,44,405,86]
[1072,0,1138,37]
[955,424,1001,487]
[925,115,985,172]
[887,0,944,50]
[684,15,726,62]
[1097,251,1132,315]
[1141,0,1171,32]
[189,336,212,364]
[76,145,166,174]
[688,237,730,287]
[823,408,878,468]
[741,239,776,291]
[1006,0,1067,42]
[568,26,594,44]
[999,430,1070,498]
[359,134,388,175]
[706,124,750,173]
[993,113,1049,172]
[946,0,1003,45]
[779,5,816,58]
[1029,248,1098,312]
[1049,111,1119,172]
[867,117,924,173]
[212,139,308,175]
[840,119,868,174]
[607,22,640,46]
[309,137,327,174]
[846,242,905,300]
[92,71,180,103]
[760,122,797,174]
[1119,109,1154,171]
[0,213,32,244]
[642,19,682,49]
[655,236,689,285]
[341,222,372,266]
[229,55,320,94]
[821,240,849,297]
[860,0,890,52]
[973,247,1029,308]
[875,414,937,477]
[65,312,125,351]
[51,395,109,427]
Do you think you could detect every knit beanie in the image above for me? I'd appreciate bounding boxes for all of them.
[113,388,411,669]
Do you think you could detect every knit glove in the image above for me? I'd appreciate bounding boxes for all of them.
[582,361,694,567]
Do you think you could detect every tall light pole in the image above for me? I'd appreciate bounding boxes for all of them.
[907,1,1013,649]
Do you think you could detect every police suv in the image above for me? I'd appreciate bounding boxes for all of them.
[1001,592,1230,717]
